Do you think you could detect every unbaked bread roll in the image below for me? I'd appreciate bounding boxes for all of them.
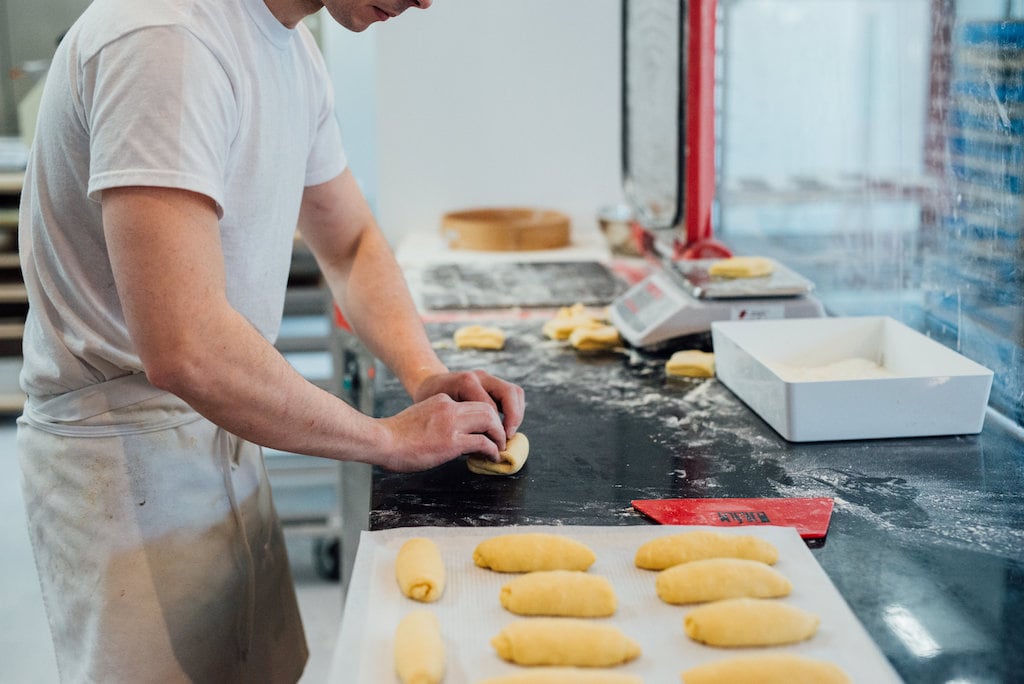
[500,570,616,617]
[656,558,791,605]
[665,350,715,378]
[394,610,445,684]
[480,668,643,684]
[474,533,596,572]
[707,256,774,278]
[542,303,604,340]
[569,324,621,351]
[684,598,819,647]
[467,433,529,476]
[491,618,641,667]
[454,324,506,350]
[681,653,851,683]
[635,530,779,570]
[395,537,445,602]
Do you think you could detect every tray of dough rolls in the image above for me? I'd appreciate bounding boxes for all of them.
[329,525,900,683]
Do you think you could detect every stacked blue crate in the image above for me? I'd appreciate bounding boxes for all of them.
[930,20,1024,423]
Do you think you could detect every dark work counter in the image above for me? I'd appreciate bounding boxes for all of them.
[367,319,1024,684]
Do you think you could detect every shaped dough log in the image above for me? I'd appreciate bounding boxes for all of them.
[665,350,716,378]
[480,668,643,684]
[707,256,774,278]
[542,303,604,341]
[656,558,791,605]
[500,570,616,617]
[454,324,506,350]
[569,324,621,351]
[681,653,851,684]
[467,433,530,476]
[635,530,779,570]
[474,533,596,572]
[394,610,445,684]
[395,537,445,602]
[684,598,819,647]
[491,618,641,667]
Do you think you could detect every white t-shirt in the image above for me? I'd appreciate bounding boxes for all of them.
[19,0,346,408]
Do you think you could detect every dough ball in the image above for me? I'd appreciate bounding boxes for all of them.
[395,537,445,602]
[569,324,621,351]
[500,570,617,617]
[681,653,850,684]
[491,618,641,667]
[394,610,445,684]
[480,668,643,684]
[473,533,596,572]
[656,558,791,605]
[542,303,605,341]
[467,433,529,476]
[707,256,774,279]
[665,350,715,378]
[454,325,506,350]
[684,598,819,647]
[634,530,779,570]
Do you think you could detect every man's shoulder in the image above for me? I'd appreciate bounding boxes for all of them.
[72,0,237,61]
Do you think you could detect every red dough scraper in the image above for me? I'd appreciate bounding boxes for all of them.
[631,497,834,541]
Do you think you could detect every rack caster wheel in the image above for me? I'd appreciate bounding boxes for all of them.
[313,537,341,582]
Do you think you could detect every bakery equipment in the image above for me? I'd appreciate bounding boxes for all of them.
[711,316,994,441]
[632,497,835,541]
[439,207,571,252]
[610,256,825,346]
[611,0,824,347]
[417,260,625,310]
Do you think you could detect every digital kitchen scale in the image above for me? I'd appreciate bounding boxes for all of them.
[612,0,824,348]
[609,257,825,348]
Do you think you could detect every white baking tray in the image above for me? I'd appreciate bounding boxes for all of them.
[711,316,994,442]
[328,525,901,683]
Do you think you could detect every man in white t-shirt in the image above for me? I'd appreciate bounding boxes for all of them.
[17,0,525,681]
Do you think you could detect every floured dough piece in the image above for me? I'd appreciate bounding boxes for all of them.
[665,350,716,378]
[395,537,445,602]
[681,653,851,684]
[467,433,529,476]
[635,530,779,570]
[394,610,445,684]
[569,324,621,351]
[708,256,774,278]
[656,558,791,605]
[480,668,643,684]
[542,303,605,340]
[684,598,819,647]
[491,618,641,667]
[500,570,616,617]
[474,533,596,572]
[454,324,506,350]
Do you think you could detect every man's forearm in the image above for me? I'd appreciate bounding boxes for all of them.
[326,225,447,399]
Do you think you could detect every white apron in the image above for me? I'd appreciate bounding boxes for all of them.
[18,373,308,683]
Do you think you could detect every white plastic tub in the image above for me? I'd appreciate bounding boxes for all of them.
[711,317,994,442]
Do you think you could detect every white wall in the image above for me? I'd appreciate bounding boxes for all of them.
[326,0,624,243]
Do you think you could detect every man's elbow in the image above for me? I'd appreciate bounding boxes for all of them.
[141,349,212,399]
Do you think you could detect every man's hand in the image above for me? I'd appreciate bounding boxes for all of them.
[412,370,526,440]
[376,394,507,472]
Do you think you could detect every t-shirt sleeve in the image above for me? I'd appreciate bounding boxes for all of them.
[82,25,235,213]
[299,28,347,187]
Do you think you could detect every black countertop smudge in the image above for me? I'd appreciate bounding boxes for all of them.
[369,319,1024,683]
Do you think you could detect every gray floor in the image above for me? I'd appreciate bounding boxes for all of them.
[0,416,343,683]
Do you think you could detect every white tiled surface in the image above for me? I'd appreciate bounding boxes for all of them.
[0,417,342,683]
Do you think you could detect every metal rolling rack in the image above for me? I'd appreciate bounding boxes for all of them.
[266,236,349,581]
[0,166,28,414]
